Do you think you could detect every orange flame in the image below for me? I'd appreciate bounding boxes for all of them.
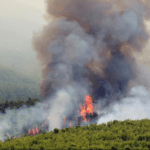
[80,95,94,122]
[28,129,32,135]
[63,116,66,128]
[32,129,36,136]
[69,121,72,127]
[36,126,39,134]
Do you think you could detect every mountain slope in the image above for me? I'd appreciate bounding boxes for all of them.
[0,65,42,102]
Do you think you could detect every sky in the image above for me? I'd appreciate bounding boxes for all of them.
[0,0,46,79]
[0,0,150,80]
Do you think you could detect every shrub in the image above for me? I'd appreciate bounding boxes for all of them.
[111,146,118,150]
[53,128,59,134]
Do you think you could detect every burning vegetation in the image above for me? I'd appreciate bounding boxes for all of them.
[27,95,98,137]
[6,95,97,140]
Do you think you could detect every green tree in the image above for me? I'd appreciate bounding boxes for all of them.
[53,128,59,134]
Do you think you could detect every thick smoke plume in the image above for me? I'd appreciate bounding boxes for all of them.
[32,0,150,131]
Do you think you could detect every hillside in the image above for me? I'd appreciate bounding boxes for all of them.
[0,65,42,102]
[1,119,150,149]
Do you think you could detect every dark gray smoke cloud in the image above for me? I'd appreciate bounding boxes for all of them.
[32,0,150,131]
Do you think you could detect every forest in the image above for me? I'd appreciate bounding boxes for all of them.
[1,66,150,149]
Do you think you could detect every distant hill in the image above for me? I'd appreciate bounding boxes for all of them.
[0,65,42,102]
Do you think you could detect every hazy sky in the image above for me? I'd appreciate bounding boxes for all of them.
[0,0,46,78]
[0,0,150,80]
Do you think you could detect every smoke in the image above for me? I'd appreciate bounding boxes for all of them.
[97,85,150,125]
[0,102,49,142]
[32,0,150,131]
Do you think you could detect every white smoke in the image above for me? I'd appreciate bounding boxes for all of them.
[97,85,150,125]
[47,84,89,131]
[0,102,49,142]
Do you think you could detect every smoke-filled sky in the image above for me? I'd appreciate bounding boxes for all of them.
[0,0,46,78]
[1,0,150,143]
[32,0,150,132]
[0,0,150,77]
